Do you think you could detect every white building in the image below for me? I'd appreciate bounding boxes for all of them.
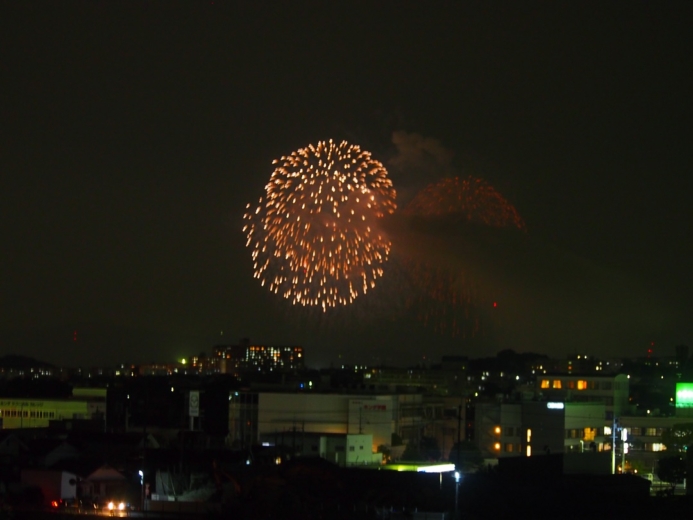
[228,392,424,452]
[259,431,382,466]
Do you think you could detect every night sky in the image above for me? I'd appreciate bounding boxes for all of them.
[1,2,691,368]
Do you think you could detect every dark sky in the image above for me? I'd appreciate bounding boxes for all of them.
[1,1,691,368]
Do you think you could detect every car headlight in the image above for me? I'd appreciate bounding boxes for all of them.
[107,501,115,510]
[118,502,125,510]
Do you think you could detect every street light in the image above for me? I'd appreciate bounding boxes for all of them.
[454,471,461,518]
[138,470,144,512]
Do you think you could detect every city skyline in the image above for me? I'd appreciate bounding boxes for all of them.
[1,3,691,367]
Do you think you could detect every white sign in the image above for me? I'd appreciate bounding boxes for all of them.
[189,391,199,417]
[546,402,564,409]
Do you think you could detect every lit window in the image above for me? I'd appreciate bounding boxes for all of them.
[540,380,550,389]
[505,443,514,452]
[526,446,532,457]
[552,380,562,389]
[577,380,587,390]
[494,426,501,435]
[526,429,532,443]
[494,443,501,451]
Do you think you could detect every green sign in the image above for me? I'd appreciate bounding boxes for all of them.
[676,383,693,408]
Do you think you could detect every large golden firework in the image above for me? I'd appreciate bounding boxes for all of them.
[243,140,397,310]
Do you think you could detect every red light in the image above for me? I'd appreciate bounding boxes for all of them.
[492,302,497,308]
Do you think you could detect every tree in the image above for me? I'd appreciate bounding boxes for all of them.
[661,423,693,453]
[420,436,441,461]
[401,436,440,461]
[656,455,686,492]
[377,444,391,463]
[449,440,484,472]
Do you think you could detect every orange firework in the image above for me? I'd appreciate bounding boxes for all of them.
[243,140,397,310]
[404,176,526,230]
[400,175,525,337]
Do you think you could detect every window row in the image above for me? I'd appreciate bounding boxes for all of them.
[0,410,56,419]
[540,380,616,390]
[624,427,664,437]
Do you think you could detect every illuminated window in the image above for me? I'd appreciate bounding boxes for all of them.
[494,443,501,451]
[505,443,514,452]
[540,380,550,389]
[552,380,562,389]
[652,443,665,452]
[526,446,532,457]
[526,429,532,443]
[577,380,587,390]
[567,380,575,389]
[494,426,501,435]
[584,428,596,441]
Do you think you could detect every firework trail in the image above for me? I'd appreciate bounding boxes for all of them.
[243,140,397,311]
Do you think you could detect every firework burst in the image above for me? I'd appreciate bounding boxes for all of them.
[404,176,526,230]
[243,140,397,310]
[399,175,526,337]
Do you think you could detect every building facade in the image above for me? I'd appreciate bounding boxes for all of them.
[536,373,629,419]
[0,399,89,429]
[228,391,424,452]
[474,401,608,460]
[213,340,304,376]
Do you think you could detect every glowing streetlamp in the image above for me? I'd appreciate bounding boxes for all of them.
[454,471,461,518]
[138,470,144,511]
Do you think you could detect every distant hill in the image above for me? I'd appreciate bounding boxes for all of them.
[0,354,54,369]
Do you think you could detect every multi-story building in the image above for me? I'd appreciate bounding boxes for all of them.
[259,431,382,467]
[213,339,304,376]
[228,391,424,452]
[617,415,678,473]
[536,373,629,419]
[0,387,107,429]
[474,400,609,464]
[474,402,523,458]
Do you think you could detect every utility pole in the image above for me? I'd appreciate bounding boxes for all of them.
[611,416,617,474]
[621,427,628,473]
[456,404,462,468]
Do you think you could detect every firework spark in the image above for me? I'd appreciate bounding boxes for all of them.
[243,140,397,310]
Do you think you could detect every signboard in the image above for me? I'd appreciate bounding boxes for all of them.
[676,383,693,408]
[189,391,199,418]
